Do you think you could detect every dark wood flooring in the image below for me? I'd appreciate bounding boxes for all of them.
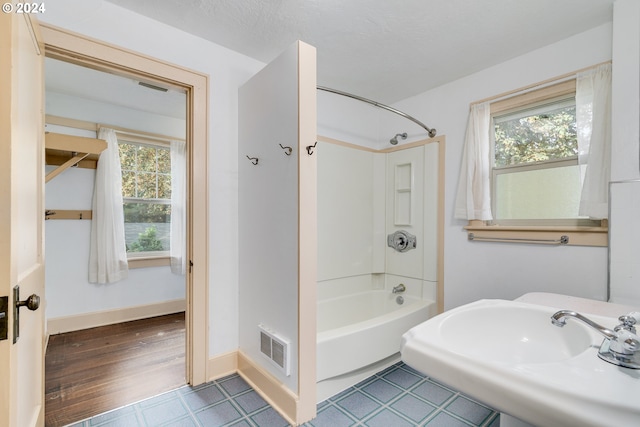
[44,313,186,427]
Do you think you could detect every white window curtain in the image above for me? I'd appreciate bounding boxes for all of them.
[89,128,128,283]
[454,101,493,220]
[170,140,187,275]
[576,63,612,219]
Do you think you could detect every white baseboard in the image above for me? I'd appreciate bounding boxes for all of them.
[47,299,186,334]
[207,351,239,381]
[237,350,302,426]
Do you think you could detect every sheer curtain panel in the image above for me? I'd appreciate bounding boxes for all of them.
[89,128,129,283]
[170,140,186,275]
[454,102,493,221]
[577,63,612,219]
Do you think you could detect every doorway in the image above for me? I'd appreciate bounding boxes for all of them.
[40,22,210,423]
[43,56,187,424]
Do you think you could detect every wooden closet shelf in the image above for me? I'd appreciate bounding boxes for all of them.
[45,132,107,182]
[45,210,93,220]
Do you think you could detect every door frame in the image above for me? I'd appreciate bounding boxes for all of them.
[40,23,210,385]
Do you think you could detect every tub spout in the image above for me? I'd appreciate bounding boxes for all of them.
[392,284,406,294]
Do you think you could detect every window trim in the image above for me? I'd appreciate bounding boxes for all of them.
[466,78,608,246]
[128,255,170,269]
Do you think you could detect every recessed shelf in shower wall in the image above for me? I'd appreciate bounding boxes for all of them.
[394,162,413,226]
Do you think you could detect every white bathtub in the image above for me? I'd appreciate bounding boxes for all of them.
[317,290,435,381]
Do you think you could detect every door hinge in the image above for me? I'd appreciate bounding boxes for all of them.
[189,260,193,273]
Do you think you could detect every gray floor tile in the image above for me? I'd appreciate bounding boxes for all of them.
[138,390,180,408]
[181,384,226,411]
[140,396,189,425]
[159,416,200,427]
[195,400,243,427]
[364,409,414,427]
[219,375,252,396]
[383,367,423,389]
[411,380,455,406]
[88,411,142,427]
[307,405,356,427]
[445,396,492,426]
[251,407,290,427]
[335,390,380,420]
[234,390,269,415]
[361,379,404,403]
[88,405,138,426]
[390,393,436,423]
[424,411,473,427]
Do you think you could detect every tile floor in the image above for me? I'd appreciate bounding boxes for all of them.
[67,362,499,427]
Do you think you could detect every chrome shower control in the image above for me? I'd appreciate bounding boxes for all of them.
[387,230,417,253]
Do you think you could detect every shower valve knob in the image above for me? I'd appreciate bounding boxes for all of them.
[387,230,417,253]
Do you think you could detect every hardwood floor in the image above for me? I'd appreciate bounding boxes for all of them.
[45,313,186,427]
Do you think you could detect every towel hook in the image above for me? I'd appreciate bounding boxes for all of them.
[279,143,292,155]
[246,155,259,165]
[306,141,318,155]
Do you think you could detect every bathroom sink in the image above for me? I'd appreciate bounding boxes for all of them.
[401,296,640,427]
[438,303,594,364]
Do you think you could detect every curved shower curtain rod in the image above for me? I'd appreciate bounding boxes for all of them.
[317,86,437,138]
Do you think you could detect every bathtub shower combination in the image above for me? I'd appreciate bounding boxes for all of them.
[316,87,441,400]
[317,287,436,381]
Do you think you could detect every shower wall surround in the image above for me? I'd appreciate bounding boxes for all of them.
[317,141,440,299]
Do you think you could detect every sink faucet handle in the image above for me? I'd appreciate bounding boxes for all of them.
[618,312,640,332]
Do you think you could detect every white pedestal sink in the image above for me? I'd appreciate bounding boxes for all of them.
[401,293,640,427]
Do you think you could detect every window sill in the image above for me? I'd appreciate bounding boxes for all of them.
[128,256,170,269]
[464,220,608,247]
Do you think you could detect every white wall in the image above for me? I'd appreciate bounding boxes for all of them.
[611,0,640,182]
[388,23,614,309]
[41,0,265,356]
[608,0,640,305]
[238,42,304,391]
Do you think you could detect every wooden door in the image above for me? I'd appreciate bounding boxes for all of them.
[0,12,46,427]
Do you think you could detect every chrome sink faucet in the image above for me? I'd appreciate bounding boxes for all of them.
[551,310,640,369]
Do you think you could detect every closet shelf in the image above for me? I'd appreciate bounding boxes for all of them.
[45,132,107,182]
[45,210,93,220]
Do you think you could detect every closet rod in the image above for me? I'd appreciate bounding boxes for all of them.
[317,86,437,138]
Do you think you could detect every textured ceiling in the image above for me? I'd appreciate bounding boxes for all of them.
[104,0,614,104]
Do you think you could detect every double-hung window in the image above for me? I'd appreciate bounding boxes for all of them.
[118,140,172,258]
[491,94,594,225]
[461,78,608,246]
[490,81,603,228]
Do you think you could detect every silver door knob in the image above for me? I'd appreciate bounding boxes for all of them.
[16,294,40,311]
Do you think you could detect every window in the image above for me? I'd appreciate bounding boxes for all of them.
[118,140,171,257]
[489,81,599,227]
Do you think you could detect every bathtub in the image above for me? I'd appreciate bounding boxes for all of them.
[317,289,435,382]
